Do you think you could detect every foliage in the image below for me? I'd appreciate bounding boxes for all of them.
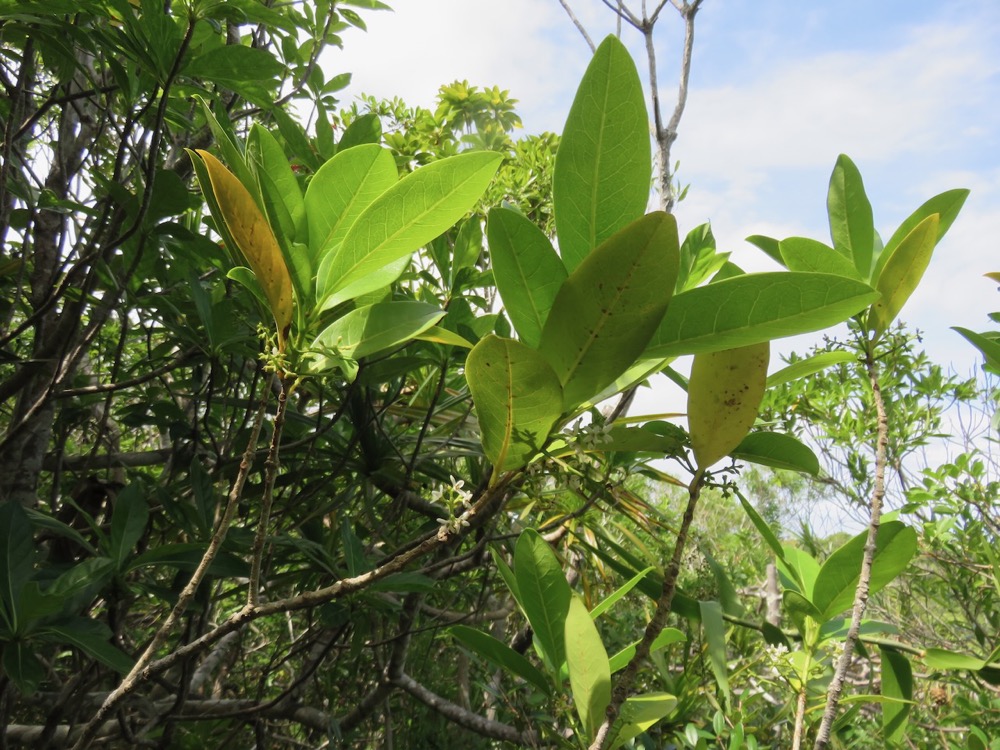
[0,6,992,750]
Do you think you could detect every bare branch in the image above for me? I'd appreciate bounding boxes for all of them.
[558,0,596,52]
[393,672,542,745]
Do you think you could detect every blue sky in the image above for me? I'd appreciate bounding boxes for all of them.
[332,1,1000,377]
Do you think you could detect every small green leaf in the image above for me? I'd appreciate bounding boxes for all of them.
[608,628,686,673]
[554,35,650,271]
[781,546,821,599]
[699,601,731,707]
[0,502,34,633]
[874,188,969,282]
[40,617,135,673]
[766,350,856,387]
[732,432,820,475]
[514,529,572,676]
[880,647,913,745]
[812,521,917,622]
[338,113,382,152]
[488,207,567,348]
[923,648,988,671]
[320,151,503,306]
[745,234,784,267]
[109,485,148,571]
[2,642,45,694]
[827,154,875,278]
[736,493,786,564]
[311,302,445,360]
[953,327,1000,373]
[590,567,655,620]
[466,335,562,477]
[540,211,679,409]
[779,236,862,280]
[450,625,551,694]
[870,214,940,338]
[565,594,612,740]
[647,272,879,357]
[610,692,678,750]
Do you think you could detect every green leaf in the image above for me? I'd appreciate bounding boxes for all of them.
[2,642,45,695]
[306,144,398,273]
[646,272,879,357]
[953,327,1000,372]
[320,151,503,307]
[827,154,875,278]
[338,113,382,152]
[488,207,567,348]
[699,600,731,708]
[732,432,820,475]
[590,567,655,620]
[812,521,917,623]
[108,485,148,571]
[41,617,134,673]
[780,546,821,599]
[869,214,939,338]
[565,594,611,740]
[554,35,650,271]
[311,302,445,360]
[539,211,679,409]
[490,546,520,604]
[608,628,687,673]
[880,647,913,745]
[450,625,551,694]
[513,529,572,676]
[736,493,786,563]
[783,589,822,630]
[923,648,989,671]
[413,325,474,349]
[466,335,563,477]
[779,236,862,280]
[766,350,856,387]
[610,693,678,750]
[248,123,305,244]
[0,502,34,633]
[745,234,784,267]
[184,45,282,104]
[874,188,969,283]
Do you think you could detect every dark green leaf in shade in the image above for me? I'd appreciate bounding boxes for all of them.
[0,502,34,633]
[108,485,149,571]
[450,625,551,694]
[880,647,913,745]
[699,600,732,708]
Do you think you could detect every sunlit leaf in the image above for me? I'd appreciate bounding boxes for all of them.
[732,431,820,475]
[827,154,874,279]
[554,35,650,271]
[320,151,502,307]
[870,214,939,338]
[647,272,878,357]
[311,302,444,361]
[565,594,611,740]
[466,335,562,477]
[540,212,679,409]
[488,207,567,348]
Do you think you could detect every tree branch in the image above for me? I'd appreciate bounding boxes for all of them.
[558,0,596,52]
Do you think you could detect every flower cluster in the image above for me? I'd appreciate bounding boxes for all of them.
[434,475,474,533]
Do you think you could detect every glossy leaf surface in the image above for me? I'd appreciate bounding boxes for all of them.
[514,529,572,675]
[565,594,611,740]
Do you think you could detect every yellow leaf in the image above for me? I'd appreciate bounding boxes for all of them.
[193,150,293,350]
[687,342,770,470]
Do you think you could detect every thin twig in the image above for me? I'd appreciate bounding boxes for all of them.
[557,0,595,52]
[589,469,706,750]
[71,384,272,750]
[813,345,889,748]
